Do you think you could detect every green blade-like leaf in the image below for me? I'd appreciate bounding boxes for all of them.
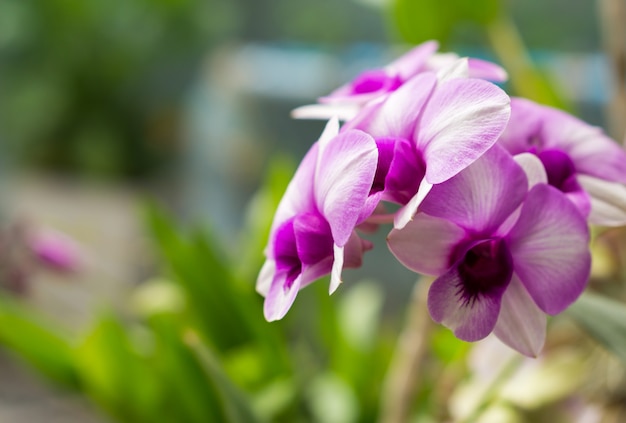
[74,313,162,422]
[566,292,626,364]
[185,332,263,423]
[0,296,78,388]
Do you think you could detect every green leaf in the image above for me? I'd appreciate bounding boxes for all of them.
[185,330,263,423]
[392,0,500,44]
[74,313,162,422]
[566,292,626,364]
[0,296,78,388]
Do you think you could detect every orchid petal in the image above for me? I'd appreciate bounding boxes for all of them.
[256,259,276,296]
[493,274,546,357]
[264,273,303,321]
[428,268,502,342]
[420,145,527,233]
[393,179,433,229]
[578,175,626,226]
[508,184,591,315]
[291,104,360,121]
[387,40,439,79]
[387,213,465,275]
[418,78,510,184]
[270,144,319,240]
[314,129,378,246]
[350,73,437,139]
[467,58,508,82]
[542,111,626,184]
[435,57,470,82]
[329,244,344,294]
[513,153,548,188]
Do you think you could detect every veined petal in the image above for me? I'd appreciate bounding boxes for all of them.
[541,109,626,184]
[428,267,502,342]
[513,153,547,188]
[508,184,591,315]
[467,58,508,82]
[435,57,469,82]
[418,78,511,184]
[387,40,439,79]
[264,272,303,321]
[387,213,465,275]
[578,175,626,226]
[420,145,528,234]
[314,129,378,246]
[493,274,546,357]
[270,144,319,241]
[349,73,437,139]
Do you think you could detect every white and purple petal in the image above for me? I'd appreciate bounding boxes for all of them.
[420,144,528,234]
[493,274,546,358]
[578,175,626,226]
[507,184,591,315]
[428,266,504,342]
[314,128,378,246]
[417,77,511,184]
[387,213,466,275]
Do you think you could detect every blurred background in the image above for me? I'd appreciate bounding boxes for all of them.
[0,0,624,422]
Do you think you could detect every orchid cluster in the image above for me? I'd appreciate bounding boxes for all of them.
[257,41,626,357]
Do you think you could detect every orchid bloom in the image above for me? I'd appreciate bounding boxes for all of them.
[29,228,82,273]
[498,97,626,226]
[292,40,507,121]
[257,118,378,321]
[387,145,591,356]
[345,59,510,229]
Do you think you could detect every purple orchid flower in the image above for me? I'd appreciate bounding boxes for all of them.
[292,41,507,121]
[344,59,511,229]
[387,145,591,356]
[29,228,82,273]
[498,97,626,226]
[257,118,379,321]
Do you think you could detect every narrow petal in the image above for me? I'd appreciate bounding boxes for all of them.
[329,244,344,294]
[256,259,276,296]
[493,274,546,357]
[418,78,511,184]
[264,273,303,321]
[508,184,591,315]
[387,213,465,275]
[578,175,626,226]
[291,103,360,121]
[513,153,547,188]
[420,145,528,234]
[314,129,378,246]
[428,267,502,342]
[394,179,433,229]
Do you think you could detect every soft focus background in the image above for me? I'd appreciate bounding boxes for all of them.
[0,0,625,422]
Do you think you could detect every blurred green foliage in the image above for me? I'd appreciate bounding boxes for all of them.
[0,0,237,178]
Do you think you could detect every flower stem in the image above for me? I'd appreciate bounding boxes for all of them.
[379,278,433,423]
